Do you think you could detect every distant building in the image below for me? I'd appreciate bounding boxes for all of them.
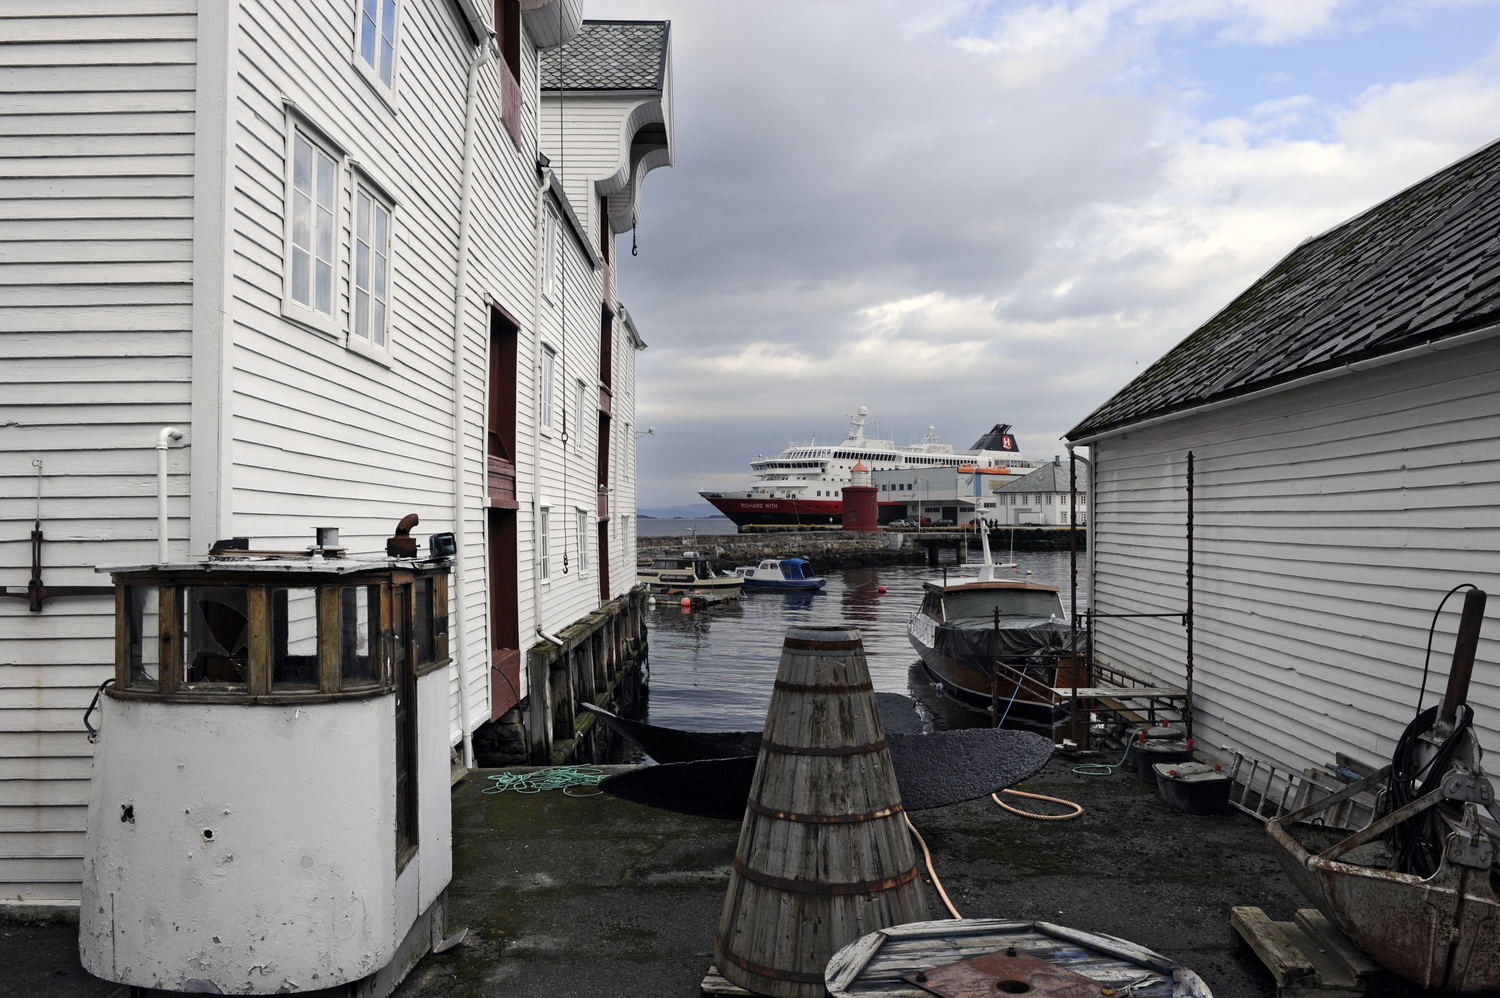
[989,459,1087,527]
[1066,137,1500,778]
[0,0,673,913]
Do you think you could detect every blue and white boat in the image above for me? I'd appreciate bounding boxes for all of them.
[730,557,827,591]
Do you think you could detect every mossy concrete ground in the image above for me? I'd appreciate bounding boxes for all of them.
[398,758,1307,998]
[3,757,1309,997]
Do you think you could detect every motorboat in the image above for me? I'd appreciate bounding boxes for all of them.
[636,551,743,596]
[906,529,1086,722]
[730,557,826,591]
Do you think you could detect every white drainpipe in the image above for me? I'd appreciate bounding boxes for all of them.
[531,169,552,644]
[446,42,493,771]
[156,427,183,564]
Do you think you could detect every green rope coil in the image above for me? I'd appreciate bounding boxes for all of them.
[483,766,606,797]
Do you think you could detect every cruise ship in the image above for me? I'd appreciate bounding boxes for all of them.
[700,408,1043,528]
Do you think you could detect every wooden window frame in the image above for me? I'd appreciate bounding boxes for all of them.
[108,571,449,704]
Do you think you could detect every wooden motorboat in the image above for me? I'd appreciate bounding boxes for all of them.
[637,551,743,596]
[1266,588,1500,992]
[906,529,1086,722]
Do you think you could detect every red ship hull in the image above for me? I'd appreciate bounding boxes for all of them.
[701,494,905,528]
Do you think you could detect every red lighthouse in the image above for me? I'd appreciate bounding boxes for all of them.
[841,461,879,532]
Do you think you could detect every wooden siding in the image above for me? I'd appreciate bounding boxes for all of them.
[1087,336,1500,777]
[0,0,198,902]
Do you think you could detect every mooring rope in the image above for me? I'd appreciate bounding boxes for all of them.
[482,766,605,796]
[993,788,1084,820]
[905,814,964,920]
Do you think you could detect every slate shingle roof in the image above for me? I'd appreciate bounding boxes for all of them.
[994,461,1084,494]
[540,20,669,91]
[1067,137,1500,440]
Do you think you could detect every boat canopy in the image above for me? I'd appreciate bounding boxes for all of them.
[937,614,1087,665]
[779,558,817,580]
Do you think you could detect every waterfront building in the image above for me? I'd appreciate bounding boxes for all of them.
[1066,137,1500,779]
[989,458,1088,527]
[0,0,672,915]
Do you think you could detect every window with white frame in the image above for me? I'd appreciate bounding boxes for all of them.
[539,507,551,581]
[576,509,589,572]
[285,124,339,329]
[572,379,587,450]
[542,206,558,302]
[352,182,392,354]
[356,0,398,87]
[540,345,556,430]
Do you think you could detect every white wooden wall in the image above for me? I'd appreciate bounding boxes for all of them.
[1087,335,1500,778]
[0,0,200,904]
[0,0,663,904]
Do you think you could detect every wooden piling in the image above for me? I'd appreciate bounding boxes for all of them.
[714,625,926,998]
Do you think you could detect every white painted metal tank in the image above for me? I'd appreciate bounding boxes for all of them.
[80,549,454,995]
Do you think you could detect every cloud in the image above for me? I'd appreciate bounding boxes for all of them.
[587,0,1500,505]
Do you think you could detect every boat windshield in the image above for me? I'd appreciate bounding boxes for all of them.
[944,588,1064,622]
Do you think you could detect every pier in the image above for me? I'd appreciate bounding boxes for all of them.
[638,526,1085,573]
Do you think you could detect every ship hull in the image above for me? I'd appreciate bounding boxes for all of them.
[701,492,904,528]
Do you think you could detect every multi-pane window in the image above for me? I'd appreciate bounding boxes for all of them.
[542,207,558,301]
[358,0,398,87]
[539,508,551,581]
[540,345,556,429]
[577,509,590,572]
[573,379,587,450]
[289,128,337,319]
[353,185,392,352]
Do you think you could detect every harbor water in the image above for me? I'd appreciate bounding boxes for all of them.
[640,548,1087,734]
[637,516,737,537]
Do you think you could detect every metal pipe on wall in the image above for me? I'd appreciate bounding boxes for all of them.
[156,427,183,563]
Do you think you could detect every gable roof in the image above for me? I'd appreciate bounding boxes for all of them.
[994,460,1084,494]
[1067,137,1500,441]
[540,20,669,92]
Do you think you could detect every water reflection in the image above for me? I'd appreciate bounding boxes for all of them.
[641,549,1086,734]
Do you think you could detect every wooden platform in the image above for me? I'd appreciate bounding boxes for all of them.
[1049,684,1186,700]
[1230,906,1393,998]
[700,964,755,996]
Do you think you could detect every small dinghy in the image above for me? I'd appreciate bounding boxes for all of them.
[824,918,1211,998]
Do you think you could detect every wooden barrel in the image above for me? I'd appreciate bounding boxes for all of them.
[715,625,927,997]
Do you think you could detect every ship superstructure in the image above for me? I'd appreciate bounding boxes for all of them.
[701,408,1042,527]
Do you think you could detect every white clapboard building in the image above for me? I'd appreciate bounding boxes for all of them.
[0,0,672,914]
[1066,137,1500,781]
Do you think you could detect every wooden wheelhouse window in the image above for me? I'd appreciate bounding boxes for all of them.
[110,570,449,702]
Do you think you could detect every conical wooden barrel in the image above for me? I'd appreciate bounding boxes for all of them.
[715,625,926,997]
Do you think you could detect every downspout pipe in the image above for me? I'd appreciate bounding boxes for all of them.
[156,427,183,564]
[1064,443,1094,616]
[447,41,494,771]
[530,170,553,644]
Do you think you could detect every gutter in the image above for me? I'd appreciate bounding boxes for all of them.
[1068,321,1500,447]
[446,43,494,771]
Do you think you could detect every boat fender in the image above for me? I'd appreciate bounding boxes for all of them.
[680,597,692,608]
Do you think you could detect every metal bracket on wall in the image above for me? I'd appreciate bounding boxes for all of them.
[1,460,113,612]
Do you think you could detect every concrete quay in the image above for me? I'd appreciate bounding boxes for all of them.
[403,755,1305,997]
[3,756,1315,998]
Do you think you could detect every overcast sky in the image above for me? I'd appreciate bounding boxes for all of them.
[586,0,1500,509]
